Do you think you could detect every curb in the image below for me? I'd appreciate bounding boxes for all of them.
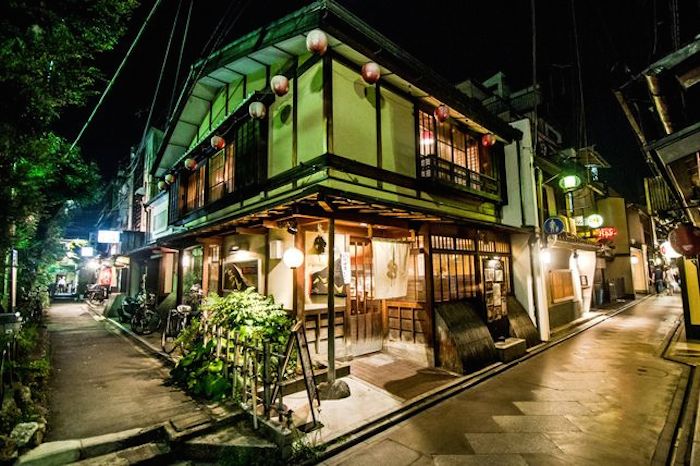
[312,295,653,464]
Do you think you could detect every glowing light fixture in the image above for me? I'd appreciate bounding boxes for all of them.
[541,248,552,265]
[585,214,604,228]
[283,246,304,269]
[630,256,639,265]
[559,174,582,191]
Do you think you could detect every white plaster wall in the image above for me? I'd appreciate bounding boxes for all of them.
[576,250,597,314]
[267,229,294,310]
[511,233,535,319]
[502,118,538,228]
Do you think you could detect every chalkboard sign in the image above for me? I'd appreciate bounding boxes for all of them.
[272,321,320,427]
[295,321,320,425]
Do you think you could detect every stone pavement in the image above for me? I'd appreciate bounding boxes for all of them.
[46,301,203,441]
[324,295,685,466]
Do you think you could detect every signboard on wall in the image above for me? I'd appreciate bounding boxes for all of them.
[543,217,565,235]
[97,230,120,244]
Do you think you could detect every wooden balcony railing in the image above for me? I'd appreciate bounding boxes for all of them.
[418,154,499,197]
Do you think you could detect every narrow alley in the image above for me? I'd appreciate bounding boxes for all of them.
[324,295,687,465]
[46,301,203,441]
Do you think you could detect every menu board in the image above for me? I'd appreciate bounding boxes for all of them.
[483,259,506,322]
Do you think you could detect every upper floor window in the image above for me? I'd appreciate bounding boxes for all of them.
[418,109,498,195]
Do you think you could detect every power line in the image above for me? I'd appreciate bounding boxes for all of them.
[167,0,193,123]
[68,0,165,153]
[138,0,183,154]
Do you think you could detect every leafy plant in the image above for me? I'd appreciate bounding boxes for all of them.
[170,288,295,401]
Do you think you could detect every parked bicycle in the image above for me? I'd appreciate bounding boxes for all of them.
[129,292,161,336]
[161,305,195,354]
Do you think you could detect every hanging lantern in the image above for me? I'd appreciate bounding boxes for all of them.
[184,158,197,171]
[164,174,176,185]
[282,246,304,269]
[211,135,225,150]
[270,75,289,96]
[481,133,496,147]
[270,75,289,97]
[306,29,328,55]
[669,224,700,257]
[361,62,381,84]
[157,180,167,191]
[434,104,450,123]
[248,101,266,120]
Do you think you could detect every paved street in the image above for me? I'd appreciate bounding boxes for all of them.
[325,295,686,466]
[46,301,202,440]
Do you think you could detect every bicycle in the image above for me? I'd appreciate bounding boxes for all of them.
[130,293,161,335]
[161,305,195,354]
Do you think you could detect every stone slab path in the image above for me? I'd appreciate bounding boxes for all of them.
[46,301,203,440]
[324,295,686,466]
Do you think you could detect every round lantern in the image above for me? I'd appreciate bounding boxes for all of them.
[164,173,176,185]
[306,29,328,55]
[157,180,167,191]
[211,135,225,150]
[248,101,266,120]
[669,223,700,257]
[184,158,197,171]
[282,246,304,269]
[270,75,289,97]
[481,133,496,147]
[361,62,381,84]
[434,104,450,123]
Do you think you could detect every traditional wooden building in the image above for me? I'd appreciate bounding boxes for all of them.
[140,1,541,381]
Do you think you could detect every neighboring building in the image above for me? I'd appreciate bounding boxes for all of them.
[133,0,548,379]
[617,35,700,335]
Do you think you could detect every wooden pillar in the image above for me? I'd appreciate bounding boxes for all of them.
[422,224,438,367]
[176,249,184,305]
[327,218,336,383]
[293,232,305,321]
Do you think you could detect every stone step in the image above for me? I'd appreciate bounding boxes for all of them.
[69,442,170,465]
[177,423,277,464]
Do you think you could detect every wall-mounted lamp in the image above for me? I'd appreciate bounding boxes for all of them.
[286,221,298,235]
[283,246,304,269]
[541,248,552,265]
[229,245,240,253]
[630,256,639,265]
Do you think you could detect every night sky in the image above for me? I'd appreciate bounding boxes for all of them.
[57,0,700,204]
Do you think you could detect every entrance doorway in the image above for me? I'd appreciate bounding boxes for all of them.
[346,237,382,356]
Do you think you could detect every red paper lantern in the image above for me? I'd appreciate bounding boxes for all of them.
[270,75,289,97]
[481,133,496,147]
[361,62,381,84]
[248,101,266,120]
[669,224,700,257]
[210,135,225,150]
[164,174,175,185]
[306,29,328,55]
[434,104,449,123]
[184,158,197,171]
[157,180,167,191]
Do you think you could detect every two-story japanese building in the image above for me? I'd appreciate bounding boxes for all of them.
[136,1,542,383]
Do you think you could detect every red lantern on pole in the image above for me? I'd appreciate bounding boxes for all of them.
[434,104,449,123]
[669,224,700,257]
[481,133,496,147]
[211,135,225,150]
[184,158,197,171]
[248,101,266,120]
[361,62,381,84]
[306,29,328,55]
[164,174,175,185]
[270,75,289,97]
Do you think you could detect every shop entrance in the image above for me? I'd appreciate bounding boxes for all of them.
[346,237,383,356]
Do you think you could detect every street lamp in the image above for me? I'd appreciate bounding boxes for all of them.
[559,173,582,191]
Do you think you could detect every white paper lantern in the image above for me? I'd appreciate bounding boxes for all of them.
[248,101,266,120]
[270,75,289,96]
[306,29,328,55]
[282,246,304,269]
